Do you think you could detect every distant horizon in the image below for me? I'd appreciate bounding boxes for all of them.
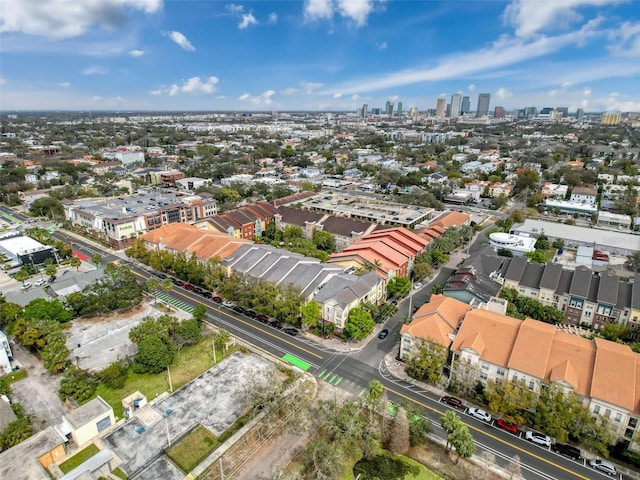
[1,1,639,112]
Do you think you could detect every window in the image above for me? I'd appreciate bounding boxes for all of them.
[497,367,505,377]
[480,373,488,380]
[594,405,601,414]
[529,380,534,390]
[605,409,611,419]
[615,413,622,423]
[512,374,518,382]
[481,362,489,371]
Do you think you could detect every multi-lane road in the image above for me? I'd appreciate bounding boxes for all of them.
[0,206,621,479]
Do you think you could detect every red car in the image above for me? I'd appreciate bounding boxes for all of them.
[441,396,464,409]
[212,296,223,303]
[183,283,194,290]
[496,419,518,434]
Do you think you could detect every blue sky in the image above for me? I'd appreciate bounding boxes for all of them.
[1,0,639,112]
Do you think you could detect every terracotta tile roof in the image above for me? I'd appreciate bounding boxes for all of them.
[590,338,638,410]
[364,227,429,253]
[401,295,471,347]
[507,319,556,379]
[451,309,521,365]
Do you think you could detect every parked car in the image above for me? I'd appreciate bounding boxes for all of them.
[378,329,389,339]
[413,282,423,290]
[35,278,46,287]
[496,419,518,434]
[551,443,581,461]
[201,291,212,299]
[193,286,205,295]
[233,305,246,314]
[284,327,300,337]
[467,407,492,423]
[171,278,184,287]
[183,283,194,290]
[525,431,551,448]
[441,396,464,409]
[269,320,283,330]
[222,300,234,308]
[21,282,32,290]
[212,296,222,303]
[256,314,269,323]
[245,310,257,319]
[48,275,57,283]
[589,459,617,476]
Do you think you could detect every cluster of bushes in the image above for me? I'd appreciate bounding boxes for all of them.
[0,380,34,451]
[499,287,565,324]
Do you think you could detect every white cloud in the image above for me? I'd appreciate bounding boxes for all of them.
[327,22,602,95]
[238,90,276,105]
[166,31,195,51]
[561,81,573,88]
[376,41,387,50]
[0,76,6,85]
[281,87,298,96]
[268,12,278,24]
[0,0,162,39]
[239,13,258,29]
[333,92,342,98]
[351,94,360,100]
[226,3,245,15]
[83,65,107,75]
[304,0,333,22]
[304,0,381,26]
[129,49,145,57]
[468,84,476,92]
[583,88,592,95]
[608,21,640,56]
[302,82,323,94]
[495,87,513,100]
[154,76,219,96]
[503,0,621,38]
[58,82,71,87]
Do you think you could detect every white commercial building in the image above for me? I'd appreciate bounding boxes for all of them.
[489,232,537,256]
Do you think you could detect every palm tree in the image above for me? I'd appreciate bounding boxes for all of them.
[69,256,81,271]
[44,264,57,277]
[15,269,30,287]
[90,253,102,266]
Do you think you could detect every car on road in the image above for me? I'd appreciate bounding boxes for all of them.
[256,314,269,323]
[413,282,423,290]
[269,320,283,330]
[183,283,194,290]
[21,282,32,290]
[222,300,234,308]
[284,327,299,337]
[378,329,389,339]
[48,275,56,283]
[551,443,581,461]
[525,431,551,447]
[496,419,518,434]
[467,407,492,423]
[233,305,246,314]
[201,291,212,299]
[212,296,222,303]
[171,278,184,287]
[441,396,464,409]
[34,278,46,287]
[245,310,257,319]
[588,459,617,476]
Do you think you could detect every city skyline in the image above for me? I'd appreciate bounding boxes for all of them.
[1,0,639,112]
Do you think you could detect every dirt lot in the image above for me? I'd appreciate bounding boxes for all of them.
[9,343,67,432]
[66,301,190,372]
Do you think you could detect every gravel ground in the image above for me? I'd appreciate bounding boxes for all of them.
[9,344,67,432]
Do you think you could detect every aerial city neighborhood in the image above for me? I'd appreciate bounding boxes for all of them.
[2,102,640,480]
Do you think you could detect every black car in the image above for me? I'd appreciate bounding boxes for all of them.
[171,278,184,287]
[193,286,205,295]
[552,443,581,461]
[269,320,283,330]
[48,275,57,283]
[201,291,212,299]
[155,272,168,279]
[378,329,389,339]
[284,327,300,337]
[233,306,246,315]
[245,310,257,319]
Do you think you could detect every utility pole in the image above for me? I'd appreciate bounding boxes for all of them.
[212,338,217,364]
[167,365,173,392]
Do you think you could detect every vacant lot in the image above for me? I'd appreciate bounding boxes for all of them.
[166,425,217,473]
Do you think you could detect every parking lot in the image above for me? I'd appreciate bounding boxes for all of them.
[103,352,275,479]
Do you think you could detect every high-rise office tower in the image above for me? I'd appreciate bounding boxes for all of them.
[409,106,418,119]
[556,107,569,118]
[494,106,506,119]
[385,101,394,117]
[476,93,490,117]
[397,102,403,118]
[450,93,462,118]
[461,96,470,114]
[362,104,368,118]
[576,108,584,120]
[436,98,446,117]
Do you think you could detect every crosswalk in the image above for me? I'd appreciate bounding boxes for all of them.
[152,291,195,314]
[316,369,343,386]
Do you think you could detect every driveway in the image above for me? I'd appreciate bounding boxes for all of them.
[9,343,67,432]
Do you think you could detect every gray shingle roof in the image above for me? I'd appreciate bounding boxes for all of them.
[569,266,593,298]
[597,272,619,306]
[617,281,632,310]
[632,273,640,310]
[556,270,573,295]
[504,256,527,282]
[520,263,545,288]
[539,262,563,291]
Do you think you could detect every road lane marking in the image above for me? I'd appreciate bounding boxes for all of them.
[382,384,591,480]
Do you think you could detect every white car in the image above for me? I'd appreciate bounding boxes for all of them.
[467,407,492,423]
[222,300,234,308]
[413,282,423,290]
[525,431,551,448]
[35,278,46,287]
[21,282,32,290]
[589,459,617,476]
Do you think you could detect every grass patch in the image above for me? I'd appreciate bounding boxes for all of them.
[58,444,100,473]
[112,467,127,479]
[1,369,28,384]
[166,425,218,473]
[95,335,237,416]
[353,451,443,480]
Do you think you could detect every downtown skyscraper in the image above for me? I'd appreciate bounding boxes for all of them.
[476,93,491,117]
